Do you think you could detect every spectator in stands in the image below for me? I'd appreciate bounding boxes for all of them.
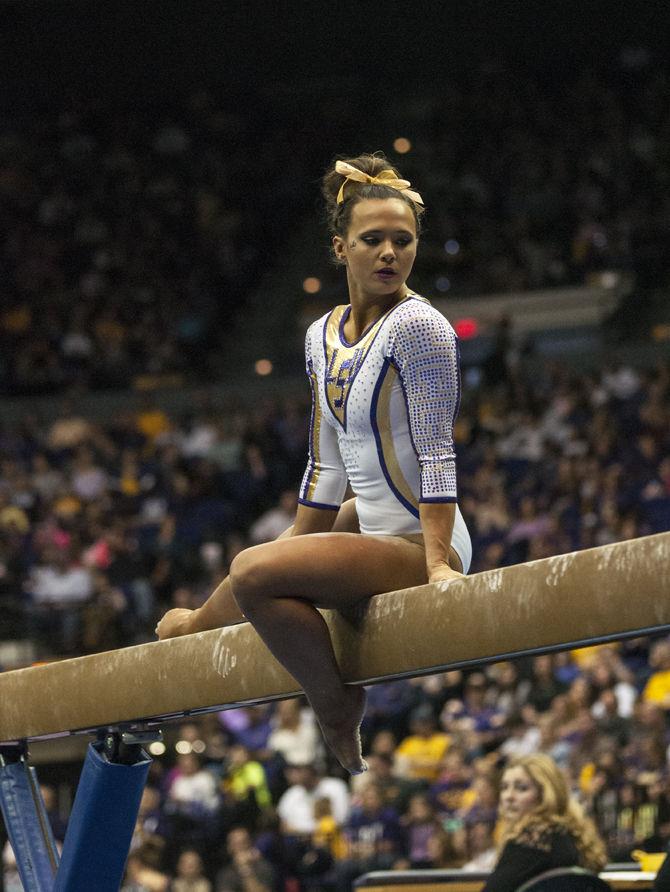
[25,544,93,653]
[171,849,212,892]
[81,570,127,653]
[424,824,468,869]
[122,844,170,891]
[312,795,347,860]
[642,639,670,709]
[276,763,350,836]
[361,678,420,744]
[482,753,607,892]
[248,490,297,544]
[130,784,168,853]
[164,753,220,847]
[352,751,421,816]
[588,646,638,718]
[266,698,322,769]
[526,655,569,714]
[485,661,531,719]
[430,746,473,816]
[441,671,506,752]
[395,704,451,782]
[225,706,273,758]
[592,689,631,747]
[333,782,404,889]
[461,819,497,872]
[264,698,323,799]
[221,744,271,813]
[498,712,542,760]
[345,781,403,864]
[457,769,499,827]
[401,792,443,869]
[214,827,274,892]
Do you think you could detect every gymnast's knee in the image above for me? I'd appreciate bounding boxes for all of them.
[228,547,275,614]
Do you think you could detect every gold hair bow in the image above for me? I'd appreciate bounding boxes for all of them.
[335,160,424,206]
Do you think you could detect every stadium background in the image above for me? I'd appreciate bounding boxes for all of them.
[1,1,670,889]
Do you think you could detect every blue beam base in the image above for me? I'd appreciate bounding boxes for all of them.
[54,740,151,892]
[0,750,59,892]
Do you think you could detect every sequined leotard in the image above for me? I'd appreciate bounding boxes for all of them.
[299,292,471,572]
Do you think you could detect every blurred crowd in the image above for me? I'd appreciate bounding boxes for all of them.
[0,92,297,396]
[302,59,670,305]
[2,59,670,396]
[1,357,668,657]
[402,62,670,295]
[0,355,669,889]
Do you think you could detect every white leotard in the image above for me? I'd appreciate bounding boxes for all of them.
[299,293,471,573]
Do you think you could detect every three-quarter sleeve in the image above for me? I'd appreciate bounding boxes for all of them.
[387,303,460,502]
[299,328,348,510]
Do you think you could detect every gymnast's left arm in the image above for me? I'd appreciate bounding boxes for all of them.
[388,304,464,584]
[420,502,462,583]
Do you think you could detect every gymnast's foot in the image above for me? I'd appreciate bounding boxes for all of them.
[314,686,368,775]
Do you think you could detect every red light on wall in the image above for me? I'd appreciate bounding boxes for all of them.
[454,318,479,339]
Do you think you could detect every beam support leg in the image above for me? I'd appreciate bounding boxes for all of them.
[0,744,59,892]
[54,733,153,892]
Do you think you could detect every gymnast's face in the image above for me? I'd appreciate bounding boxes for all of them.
[499,766,541,820]
[333,198,417,297]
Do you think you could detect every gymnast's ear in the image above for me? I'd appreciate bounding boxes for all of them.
[332,234,347,265]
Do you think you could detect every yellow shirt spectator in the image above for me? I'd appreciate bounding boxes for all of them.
[642,640,670,709]
[642,670,670,708]
[136,407,171,442]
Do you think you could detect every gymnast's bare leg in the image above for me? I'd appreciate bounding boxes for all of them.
[157,498,463,774]
[227,523,434,774]
[155,498,362,639]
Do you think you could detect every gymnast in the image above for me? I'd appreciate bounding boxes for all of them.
[156,153,472,774]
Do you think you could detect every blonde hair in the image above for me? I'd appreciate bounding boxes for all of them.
[321,152,425,239]
[499,754,607,872]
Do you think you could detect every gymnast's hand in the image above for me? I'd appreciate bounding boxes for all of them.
[155,608,194,640]
[429,563,464,585]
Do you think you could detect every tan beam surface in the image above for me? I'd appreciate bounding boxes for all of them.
[1,533,669,743]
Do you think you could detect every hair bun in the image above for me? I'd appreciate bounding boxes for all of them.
[321,152,425,239]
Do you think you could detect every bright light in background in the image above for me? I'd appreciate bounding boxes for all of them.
[302,277,322,294]
[393,137,412,154]
[148,741,166,756]
[191,739,206,754]
[454,318,479,340]
[600,271,619,288]
[653,325,670,342]
[255,359,273,376]
[444,239,460,255]
[435,277,451,292]
[175,740,192,754]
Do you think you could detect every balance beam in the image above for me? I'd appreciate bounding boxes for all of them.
[1,532,669,744]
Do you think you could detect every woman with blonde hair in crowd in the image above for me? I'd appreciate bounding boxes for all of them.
[482,753,607,892]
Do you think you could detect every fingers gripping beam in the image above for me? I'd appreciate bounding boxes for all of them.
[1,533,669,743]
